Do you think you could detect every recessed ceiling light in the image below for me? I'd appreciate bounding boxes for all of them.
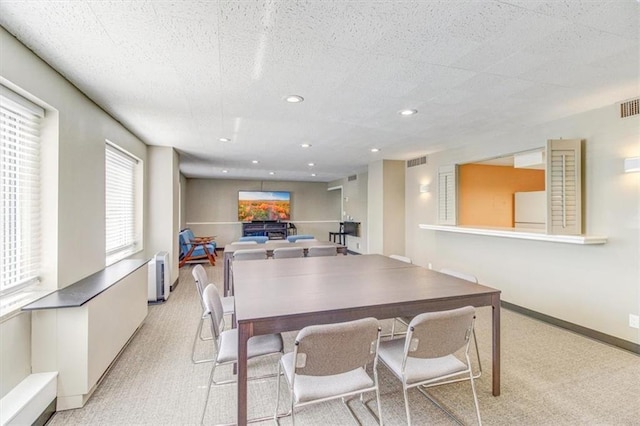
[371,148,380,153]
[285,95,304,103]
[308,162,315,167]
[300,143,312,148]
[311,173,317,177]
[222,170,228,173]
[219,137,231,142]
[252,160,259,164]
[399,109,418,116]
[269,171,275,175]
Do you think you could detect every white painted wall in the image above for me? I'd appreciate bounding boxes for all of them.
[185,178,342,246]
[0,28,150,398]
[405,103,640,345]
[147,147,180,285]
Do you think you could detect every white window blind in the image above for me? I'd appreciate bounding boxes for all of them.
[0,85,44,293]
[105,143,139,264]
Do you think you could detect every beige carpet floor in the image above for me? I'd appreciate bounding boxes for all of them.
[48,260,640,425]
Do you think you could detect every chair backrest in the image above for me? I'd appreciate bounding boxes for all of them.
[293,317,380,377]
[233,248,268,261]
[307,245,337,257]
[179,231,191,256]
[265,239,288,244]
[231,241,258,245]
[272,247,304,259]
[440,268,478,283]
[238,236,268,243]
[389,254,412,264]
[406,306,476,359]
[286,234,315,242]
[202,284,225,339]
[191,264,209,296]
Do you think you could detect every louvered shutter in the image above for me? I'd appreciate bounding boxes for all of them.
[438,165,457,225]
[0,85,44,292]
[546,139,582,235]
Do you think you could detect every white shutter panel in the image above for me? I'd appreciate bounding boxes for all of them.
[546,139,582,235]
[105,143,138,263]
[0,85,44,292]
[438,164,457,225]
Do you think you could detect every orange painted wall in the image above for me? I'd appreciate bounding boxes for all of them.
[458,164,545,227]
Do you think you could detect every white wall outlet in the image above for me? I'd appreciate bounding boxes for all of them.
[629,314,640,329]
[356,242,360,249]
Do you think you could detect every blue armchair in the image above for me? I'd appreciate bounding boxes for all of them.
[179,228,216,267]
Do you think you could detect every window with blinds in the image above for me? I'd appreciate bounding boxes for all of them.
[0,85,44,293]
[105,142,140,265]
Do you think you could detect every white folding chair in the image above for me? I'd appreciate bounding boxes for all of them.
[200,284,283,424]
[190,265,234,364]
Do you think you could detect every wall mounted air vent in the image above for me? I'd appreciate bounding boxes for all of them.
[407,156,427,168]
[348,174,357,181]
[620,98,639,118]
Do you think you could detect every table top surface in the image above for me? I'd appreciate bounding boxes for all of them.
[233,254,499,323]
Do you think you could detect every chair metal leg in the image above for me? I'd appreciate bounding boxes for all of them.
[191,314,214,364]
[201,361,218,424]
[403,384,412,426]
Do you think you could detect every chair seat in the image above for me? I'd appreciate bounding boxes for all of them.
[280,352,374,404]
[182,243,216,258]
[217,329,283,364]
[378,338,467,385]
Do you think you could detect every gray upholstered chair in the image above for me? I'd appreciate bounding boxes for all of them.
[306,245,337,257]
[230,240,258,245]
[274,317,383,425]
[378,306,482,426]
[391,268,483,379]
[233,248,268,261]
[200,284,283,423]
[266,239,289,244]
[190,265,234,364]
[272,246,304,259]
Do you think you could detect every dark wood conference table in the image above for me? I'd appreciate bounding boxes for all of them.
[222,240,347,296]
[232,254,501,425]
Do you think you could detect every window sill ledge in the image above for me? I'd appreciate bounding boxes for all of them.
[418,224,608,245]
[0,288,55,323]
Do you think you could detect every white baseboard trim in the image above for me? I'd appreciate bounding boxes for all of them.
[0,372,57,426]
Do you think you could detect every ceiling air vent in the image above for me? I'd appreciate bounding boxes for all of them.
[407,156,427,168]
[620,98,639,118]
[348,174,357,181]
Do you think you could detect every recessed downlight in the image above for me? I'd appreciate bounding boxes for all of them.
[252,160,259,164]
[219,137,231,142]
[399,109,418,116]
[371,148,380,153]
[269,171,275,175]
[311,173,317,177]
[222,169,228,173]
[300,143,312,148]
[308,162,315,167]
[285,95,304,103]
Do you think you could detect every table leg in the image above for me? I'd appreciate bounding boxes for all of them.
[237,322,251,425]
[491,293,501,396]
[224,254,230,297]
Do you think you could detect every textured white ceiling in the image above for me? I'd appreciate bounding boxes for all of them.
[0,0,638,182]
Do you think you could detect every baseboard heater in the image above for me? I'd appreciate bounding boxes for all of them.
[0,372,57,426]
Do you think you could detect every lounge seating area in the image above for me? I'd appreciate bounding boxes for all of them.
[179,228,216,268]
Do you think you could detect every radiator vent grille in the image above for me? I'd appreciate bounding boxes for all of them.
[620,98,639,118]
[348,174,357,181]
[407,156,427,168]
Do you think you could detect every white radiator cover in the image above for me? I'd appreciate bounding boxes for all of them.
[148,251,170,302]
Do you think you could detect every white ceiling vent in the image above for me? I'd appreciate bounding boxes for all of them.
[348,174,357,181]
[407,156,427,168]
[620,98,639,118]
